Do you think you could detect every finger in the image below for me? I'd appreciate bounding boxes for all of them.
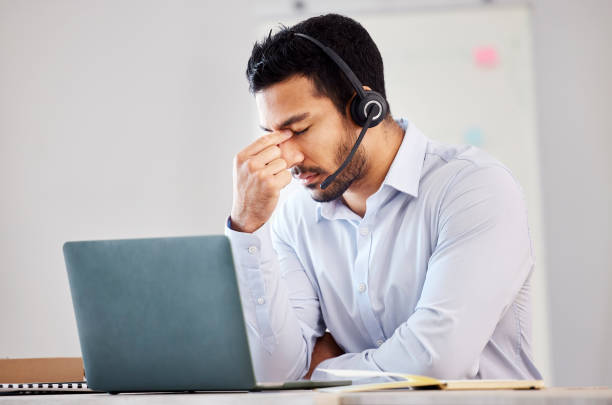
[260,158,287,176]
[242,130,292,158]
[249,145,282,169]
[272,168,292,188]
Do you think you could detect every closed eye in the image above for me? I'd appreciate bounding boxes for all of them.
[294,127,310,135]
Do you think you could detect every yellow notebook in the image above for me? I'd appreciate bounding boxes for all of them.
[315,369,545,393]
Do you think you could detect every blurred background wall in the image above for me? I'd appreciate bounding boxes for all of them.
[531,0,612,388]
[0,0,255,361]
[0,0,610,387]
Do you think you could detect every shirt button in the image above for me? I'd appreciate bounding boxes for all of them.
[358,283,366,293]
[359,226,369,236]
[248,246,258,254]
[376,339,384,347]
[256,297,265,305]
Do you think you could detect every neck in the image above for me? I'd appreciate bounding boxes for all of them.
[342,118,405,217]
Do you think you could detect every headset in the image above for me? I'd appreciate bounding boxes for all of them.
[294,32,389,190]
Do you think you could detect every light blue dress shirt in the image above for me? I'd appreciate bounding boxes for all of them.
[226,118,542,382]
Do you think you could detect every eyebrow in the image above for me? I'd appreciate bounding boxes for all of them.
[259,112,310,132]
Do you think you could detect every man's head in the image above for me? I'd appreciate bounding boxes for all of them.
[246,14,390,202]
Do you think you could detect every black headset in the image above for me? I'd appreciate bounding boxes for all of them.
[294,32,389,190]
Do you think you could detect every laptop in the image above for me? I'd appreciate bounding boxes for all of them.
[63,235,350,393]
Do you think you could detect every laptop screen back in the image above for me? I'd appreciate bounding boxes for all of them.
[63,235,256,392]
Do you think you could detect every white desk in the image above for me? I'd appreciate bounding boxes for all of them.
[1,388,612,405]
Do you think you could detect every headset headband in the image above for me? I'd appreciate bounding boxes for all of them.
[294,33,366,100]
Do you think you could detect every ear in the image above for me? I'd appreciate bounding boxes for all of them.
[345,92,357,114]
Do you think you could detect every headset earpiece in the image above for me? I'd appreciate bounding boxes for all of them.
[293,32,390,189]
[349,90,388,128]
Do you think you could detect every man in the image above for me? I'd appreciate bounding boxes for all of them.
[226,13,542,382]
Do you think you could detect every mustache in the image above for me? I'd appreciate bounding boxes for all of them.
[291,165,326,179]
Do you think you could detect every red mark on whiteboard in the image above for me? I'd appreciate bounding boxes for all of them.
[474,46,499,69]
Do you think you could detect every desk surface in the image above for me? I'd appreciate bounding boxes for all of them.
[1,388,612,405]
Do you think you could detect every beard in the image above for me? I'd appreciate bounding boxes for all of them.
[291,122,368,203]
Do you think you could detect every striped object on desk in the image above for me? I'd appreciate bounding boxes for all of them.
[0,382,98,394]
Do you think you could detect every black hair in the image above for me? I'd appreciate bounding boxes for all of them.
[246,14,389,119]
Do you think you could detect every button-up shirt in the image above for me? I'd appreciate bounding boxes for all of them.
[226,118,542,382]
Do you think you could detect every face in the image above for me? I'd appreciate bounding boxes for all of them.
[255,75,367,202]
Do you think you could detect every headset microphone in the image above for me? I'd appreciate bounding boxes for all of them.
[320,111,375,189]
[294,33,389,190]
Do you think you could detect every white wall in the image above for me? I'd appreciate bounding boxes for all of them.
[0,0,255,357]
[531,0,612,387]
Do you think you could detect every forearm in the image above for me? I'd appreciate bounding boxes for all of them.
[226,221,320,381]
[310,314,478,381]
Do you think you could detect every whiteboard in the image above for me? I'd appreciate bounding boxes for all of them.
[258,3,551,381]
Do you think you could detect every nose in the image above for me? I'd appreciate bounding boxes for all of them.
[278,138,304,168]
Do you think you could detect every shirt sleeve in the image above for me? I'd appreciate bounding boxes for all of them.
[311,164,535,380]
[225,213,325,381]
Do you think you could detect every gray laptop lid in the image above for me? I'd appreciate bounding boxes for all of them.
[63,235,257,392]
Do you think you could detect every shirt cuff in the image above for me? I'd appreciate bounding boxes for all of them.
[224,218,276,270]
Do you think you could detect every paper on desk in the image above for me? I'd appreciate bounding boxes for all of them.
[317,368,442,388]
[316,369,544,393]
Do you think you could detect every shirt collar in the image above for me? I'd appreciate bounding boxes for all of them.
[383,117,427,197]
[316,118,427,222]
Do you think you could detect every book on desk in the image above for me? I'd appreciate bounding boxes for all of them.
[315,369,545,393]
[0,358,98,395]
